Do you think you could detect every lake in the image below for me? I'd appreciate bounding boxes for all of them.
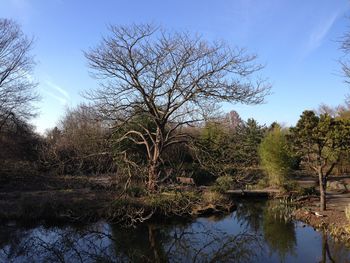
[0,199,349,263]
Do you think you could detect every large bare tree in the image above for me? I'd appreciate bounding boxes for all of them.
[0,18,38,131]
[85,24,270,191]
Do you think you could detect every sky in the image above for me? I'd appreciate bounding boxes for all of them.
[1,0,350,133]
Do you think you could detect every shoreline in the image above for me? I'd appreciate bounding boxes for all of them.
[2,173,350,243]
[293,195,350,244]
[0,185,235,226]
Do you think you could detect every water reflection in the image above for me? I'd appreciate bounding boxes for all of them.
[233,199,296,261]
[126,224,259,262]
[263,200,296,261]
[321,231,350,263]
[0,223,117,262]
[0,222,259,262]
[0,200,350,263]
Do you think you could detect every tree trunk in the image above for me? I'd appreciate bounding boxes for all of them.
[148,162,158,192]
[147,127,162,192]
[318,170,327,211]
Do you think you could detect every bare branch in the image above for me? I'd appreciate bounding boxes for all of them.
[0,19,39,131]
[84,24,270,190]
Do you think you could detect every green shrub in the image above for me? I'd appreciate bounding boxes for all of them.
[258,126,297,188]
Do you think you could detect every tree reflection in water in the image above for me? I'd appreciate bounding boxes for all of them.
[120,223,260,262]
[1,200,350,263]
[0,221,259,262]
[262,200,296,261]
[320,231,350,263]
[234,199,296,261]
[0,222,117,262]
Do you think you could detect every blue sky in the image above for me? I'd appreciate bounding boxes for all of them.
[1,0,350,133]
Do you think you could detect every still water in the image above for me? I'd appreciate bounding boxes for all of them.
[0,199,349,263]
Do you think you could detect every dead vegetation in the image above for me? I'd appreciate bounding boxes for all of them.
[0,173,235,226]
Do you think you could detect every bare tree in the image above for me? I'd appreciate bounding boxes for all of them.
[41,104,115,175]
[0,18,38,131]
[85,24,270,191]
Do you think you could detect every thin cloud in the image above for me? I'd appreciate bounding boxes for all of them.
[42,90,68,105]
[41,80,70,105]
[46,80,70,99]
[307,12,339,52]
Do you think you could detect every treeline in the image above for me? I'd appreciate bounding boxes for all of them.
[0,105,268,186]
[3,103,350,183]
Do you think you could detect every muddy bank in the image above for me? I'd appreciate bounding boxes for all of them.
[293,196,350,244]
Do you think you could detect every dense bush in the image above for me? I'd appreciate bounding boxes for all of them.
[193,117,266,187]
[259,126,298,187]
